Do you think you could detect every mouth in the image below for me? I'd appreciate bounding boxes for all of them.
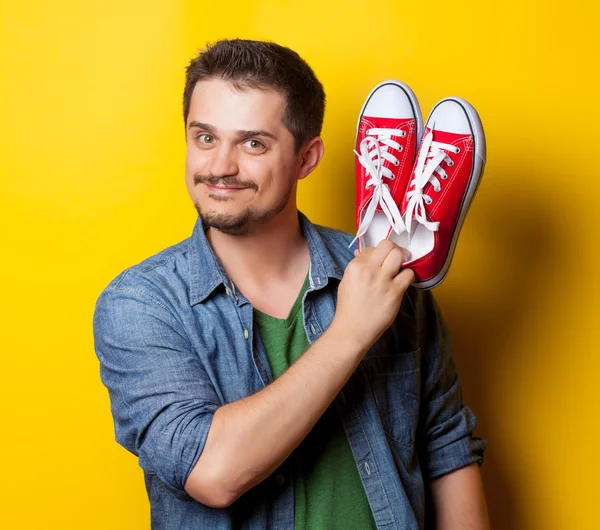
[205,183,249,193]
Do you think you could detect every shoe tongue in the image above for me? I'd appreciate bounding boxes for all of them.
[359,116,414,216]
[360,115,413,165]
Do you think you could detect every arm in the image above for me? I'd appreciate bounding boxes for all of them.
[94,276,376,507]
[93,283,221,503]
[415,290,488,525]
[93,281,369,509]
[429,463,490,529]
[185,321,367,507]
[94,242,413,509]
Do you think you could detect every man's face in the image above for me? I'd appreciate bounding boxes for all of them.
[185,78,300,235]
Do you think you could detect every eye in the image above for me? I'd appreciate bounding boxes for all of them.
[196,133,215,144]
[244,139,266,151]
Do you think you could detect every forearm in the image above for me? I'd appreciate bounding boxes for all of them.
[429,463,490,530]
[185,320,368,506]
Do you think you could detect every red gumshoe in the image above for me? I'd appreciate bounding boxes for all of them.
[400,97,486,289]
[352,80,423,251]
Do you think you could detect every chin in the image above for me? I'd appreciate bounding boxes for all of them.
[195,204,252,235]
[193,184,292,234]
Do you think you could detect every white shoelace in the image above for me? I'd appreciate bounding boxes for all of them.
[350,127,407,247]
[404,126,459,244]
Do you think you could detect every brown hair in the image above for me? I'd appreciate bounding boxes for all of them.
[183,39,326,152]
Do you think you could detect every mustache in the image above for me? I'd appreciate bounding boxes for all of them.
[194,174,258,191]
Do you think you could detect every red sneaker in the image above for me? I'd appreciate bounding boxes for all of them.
[400,97,486,289]
[351,80,423,251]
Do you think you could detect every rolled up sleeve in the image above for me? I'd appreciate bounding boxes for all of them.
[416,290,487,481]
[92,280,219,498]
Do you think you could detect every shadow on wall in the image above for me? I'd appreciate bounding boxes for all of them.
[439,168,561,530]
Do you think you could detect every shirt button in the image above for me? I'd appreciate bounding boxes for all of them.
[364,462,371,475]
[243,329,249,340]
[310,323,316,335]
[275,474,285,485]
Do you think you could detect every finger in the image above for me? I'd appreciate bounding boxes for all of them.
[380,247,405,278]
[393,267,416,290]
[370,240,411,268]
[357,246,375,261]
[370,239,399,268]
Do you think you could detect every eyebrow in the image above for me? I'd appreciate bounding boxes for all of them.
[187,121,277,140]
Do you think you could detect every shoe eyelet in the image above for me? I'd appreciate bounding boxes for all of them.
[434,187,441,193]
[424,196,432,205]
[441,174,448,180]
[447,160,454,167]
[455,147,460,154]
[394,160,399,166]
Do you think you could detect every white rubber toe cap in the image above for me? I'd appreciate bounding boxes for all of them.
[362,80,419,120]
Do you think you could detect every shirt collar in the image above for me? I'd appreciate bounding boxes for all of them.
[188,210,343,306]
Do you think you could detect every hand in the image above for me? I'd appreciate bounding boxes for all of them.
[332,240,415,352]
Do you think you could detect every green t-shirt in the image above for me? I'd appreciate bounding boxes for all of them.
[253,272,377,530]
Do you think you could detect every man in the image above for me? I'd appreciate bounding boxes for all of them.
[93,39,489,529]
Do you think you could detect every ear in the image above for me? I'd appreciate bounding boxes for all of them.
[297,137,324,180]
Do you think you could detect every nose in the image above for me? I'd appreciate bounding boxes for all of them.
[209,143,239,178]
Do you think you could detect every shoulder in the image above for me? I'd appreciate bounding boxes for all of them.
[312,223,357,268]
[96,237,192,306]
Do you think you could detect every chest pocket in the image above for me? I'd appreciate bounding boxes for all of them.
[361,347,421,447]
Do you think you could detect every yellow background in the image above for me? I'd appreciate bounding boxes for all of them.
[1,1,597,528]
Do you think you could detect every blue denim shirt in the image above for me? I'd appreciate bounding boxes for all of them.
[93,210,486,530]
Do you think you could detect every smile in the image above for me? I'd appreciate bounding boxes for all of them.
[205,184,249,193]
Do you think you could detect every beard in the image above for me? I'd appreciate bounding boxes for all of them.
[193,174,295,236]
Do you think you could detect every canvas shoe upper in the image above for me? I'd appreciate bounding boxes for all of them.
[400,97,486,289]
[351,80,423,251]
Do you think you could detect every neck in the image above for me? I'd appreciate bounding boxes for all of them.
[205,203,310,287]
